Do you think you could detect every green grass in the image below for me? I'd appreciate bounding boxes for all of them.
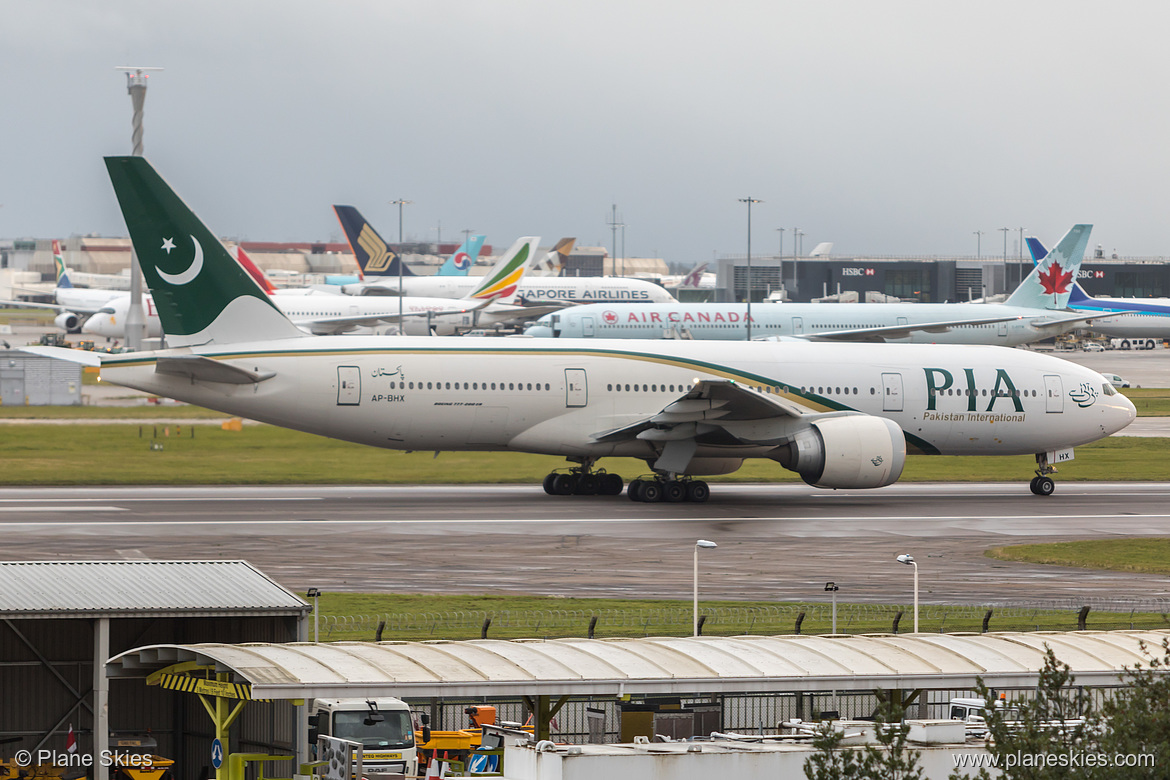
[987,539,1170,576]
[309,592,1170,641]
[0,404,228,419]
[0,422,1165,485]
[1121,388,1170,416]
[0,308,55,325]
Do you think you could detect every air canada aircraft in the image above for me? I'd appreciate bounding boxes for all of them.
[525,225,1102,345]
[1027,236,1170,344]
[32,157,1135,504]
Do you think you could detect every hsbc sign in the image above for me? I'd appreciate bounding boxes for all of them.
[842,267,876,277]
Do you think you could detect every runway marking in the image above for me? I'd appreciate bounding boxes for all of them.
[0,512,1164,526]
[0,497,323,503]
[0,506,127,513]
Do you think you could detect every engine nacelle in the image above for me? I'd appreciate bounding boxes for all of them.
[772,415,906,489]
[54,312,81,332]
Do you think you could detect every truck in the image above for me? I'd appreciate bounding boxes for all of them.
[1107,337,1159,351]
[308,698,418,778]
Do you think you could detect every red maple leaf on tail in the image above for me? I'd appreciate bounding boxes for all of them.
[1038,260,1073,296]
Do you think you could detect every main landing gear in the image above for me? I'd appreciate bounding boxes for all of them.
[542,461,624,496]
[1029,453,1057,496]
[627,475,710,504]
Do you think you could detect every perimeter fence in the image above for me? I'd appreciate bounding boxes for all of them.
[318,597,1170,642]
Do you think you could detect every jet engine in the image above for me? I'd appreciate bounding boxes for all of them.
[54,312,81,332]
[771,415,906,489]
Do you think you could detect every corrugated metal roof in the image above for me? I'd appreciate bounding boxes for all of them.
[106,629,1170,699]
[0,561,309,618]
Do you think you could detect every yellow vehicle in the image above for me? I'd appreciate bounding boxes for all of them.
[108,734,174,780]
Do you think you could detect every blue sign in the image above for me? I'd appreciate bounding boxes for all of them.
[211,739,224,769]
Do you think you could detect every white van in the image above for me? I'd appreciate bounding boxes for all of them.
[309,697,418,777]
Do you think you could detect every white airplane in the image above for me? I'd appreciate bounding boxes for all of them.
[34,157,1135,505]
[0,241,129,332]
[526,225,1105,345]
[83,236,562,338]
[334,207,674,304]
[1027,236,1170,343]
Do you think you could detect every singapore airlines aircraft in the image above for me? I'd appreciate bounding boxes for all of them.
[334,205,674,304]
[34,157,1134,505]
[525,225,1101,345]
[1027,236,1169,345]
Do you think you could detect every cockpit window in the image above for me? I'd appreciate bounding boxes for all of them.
[1103,383,1117,396]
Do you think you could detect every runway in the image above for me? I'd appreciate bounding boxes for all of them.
[3,482,1169,605]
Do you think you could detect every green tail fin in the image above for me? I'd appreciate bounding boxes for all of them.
[104,156,304,346]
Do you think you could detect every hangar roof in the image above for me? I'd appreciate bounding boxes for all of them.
[0,560,309,618]
[106,629,1170,699]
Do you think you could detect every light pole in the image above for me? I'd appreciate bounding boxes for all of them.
[776,228,785,298]
[1017,227,1026,259]
[390,199,412,332]
[739,198,762,340]
[306,587,321,642]
[973,231,983,260]
[896,554,918,632]
[693,540,717,636]
[825,581,839,634]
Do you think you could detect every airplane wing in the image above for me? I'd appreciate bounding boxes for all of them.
[482,303,566,321]
[290,304,485,335]
[590,379,831,472]
[1027,312,1140,330]
[0,299,114,316]
[789,314,1029,342]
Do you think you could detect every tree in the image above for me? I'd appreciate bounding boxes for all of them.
[1087,637,1170,779]
[804,698,925,780]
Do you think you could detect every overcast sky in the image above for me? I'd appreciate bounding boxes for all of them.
[4,1,1169,265]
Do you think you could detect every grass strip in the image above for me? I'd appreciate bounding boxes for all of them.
[0,423,1164,485]
[986,539,1170,576]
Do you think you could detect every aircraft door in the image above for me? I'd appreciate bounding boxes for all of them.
[791,316,803,335]
[337,365,361,406]
[881,372,904,412]
[565,368,587,407]
[1044,374,1063,413]
[582,316,595,337]
[998,321,1008,337]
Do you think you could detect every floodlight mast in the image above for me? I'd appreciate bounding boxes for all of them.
[115,66,163,352]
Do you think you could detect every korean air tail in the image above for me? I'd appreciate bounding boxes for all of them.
[1003,224,1091,310]
[437,234,486,276]
[104,156,305,347]
[52,240,73,288]
[333,205,413,278]
[464,236,540,305]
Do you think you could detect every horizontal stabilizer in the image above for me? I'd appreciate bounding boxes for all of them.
[20,345,104,367]
[154,356,275,384]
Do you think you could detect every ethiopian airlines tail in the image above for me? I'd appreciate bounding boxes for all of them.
[463,236,540,305]
[1003,223,1091,310]
[437,234,486,276]
[333,205,412,278]
[104,156,306,347]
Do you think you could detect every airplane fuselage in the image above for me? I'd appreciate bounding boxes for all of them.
[526,302,1084,345]
[345,276,676,305]
[1068,296,1170,339]
[96,338,1134,466]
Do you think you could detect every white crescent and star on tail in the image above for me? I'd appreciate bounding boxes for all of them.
[156,235,203,285]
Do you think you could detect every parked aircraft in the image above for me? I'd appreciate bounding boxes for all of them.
[36,157,1134,505]
[83,236,557,338]
[526,225,1102,345]
[0,241,130,332]
[334,205,673,304]
[1027,236,1169,344]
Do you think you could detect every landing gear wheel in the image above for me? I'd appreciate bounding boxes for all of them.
[1030,476,1055,496]
[685,480,711,503]
[627,479,645,501]
[552,473,577,495]
[663,480,686,502]
[575,473,601,495]
[600,473,624,495]
[543,474,558,495]
[639,481,663,502]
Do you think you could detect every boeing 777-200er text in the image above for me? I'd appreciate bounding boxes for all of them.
[30,157,1135,503]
